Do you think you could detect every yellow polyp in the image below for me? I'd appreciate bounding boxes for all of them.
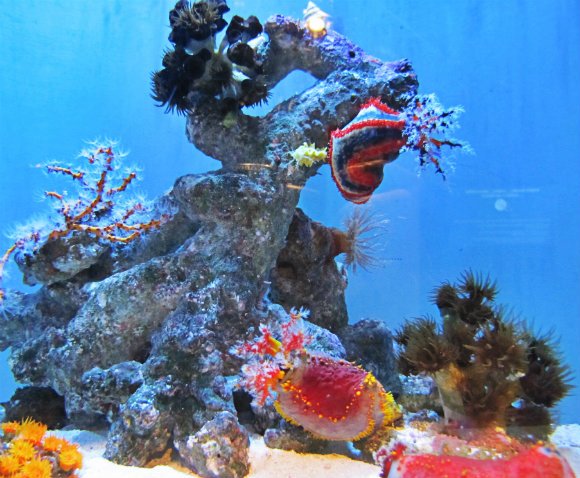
[290,143,328,167]
[58,443,83,472]
[379,390,403,425]
[1,421,21,436]
[267,336,282,355]
[355,418,376,441]
[20,458,52,478]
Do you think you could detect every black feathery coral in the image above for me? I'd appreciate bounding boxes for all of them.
[151,68,191,115]
[169,0,229,47]
[239,79,271,107]
[432,270,497,326]
[226,14,262,44]
[208,59,234,91]
[227,42,259,69]
[151,46,213,115]
[519,332,573,407]
[154,0,270,114]
[397,316,456,374]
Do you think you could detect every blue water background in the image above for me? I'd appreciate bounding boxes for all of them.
[1,1,579,424]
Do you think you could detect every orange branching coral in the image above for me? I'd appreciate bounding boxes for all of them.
[0,140,171,303]
[0,418,83,477]
[235,307,401,441]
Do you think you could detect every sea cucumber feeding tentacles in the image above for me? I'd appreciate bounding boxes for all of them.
[328,97,468,204]
[235,308,402,441]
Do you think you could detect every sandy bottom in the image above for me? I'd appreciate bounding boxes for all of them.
[57,425,580,478]
[59,429,379,478]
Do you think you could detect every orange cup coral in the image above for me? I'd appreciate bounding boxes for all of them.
[16,417,48,446]
[58,444,83,472]
[0,454,20,475]
[18,458,52,478]
[0,418,83,477]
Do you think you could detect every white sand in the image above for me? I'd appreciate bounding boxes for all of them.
[56,425,580,478]
[56,429,379,478]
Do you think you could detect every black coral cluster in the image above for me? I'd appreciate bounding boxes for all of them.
[151,0,269,114]
[396,271,572,436]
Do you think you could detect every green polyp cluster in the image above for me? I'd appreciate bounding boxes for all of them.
[396,271,573,437]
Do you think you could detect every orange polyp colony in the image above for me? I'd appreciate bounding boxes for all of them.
[19,458,52,478]
[8,439,36,463]
[58,443,83,472]
[0,418,83,476]
[17,418,47,445]
[0,454,21,475]
[0,421,21,436]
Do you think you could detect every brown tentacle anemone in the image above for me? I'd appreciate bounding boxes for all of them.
[396,271,573,436]
[329,208,388,272]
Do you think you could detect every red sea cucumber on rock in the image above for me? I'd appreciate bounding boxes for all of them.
[236,308,401,441]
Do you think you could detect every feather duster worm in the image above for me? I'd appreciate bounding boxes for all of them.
[235,308,401,441]
[377,442,576,478]
[328,96,467,204]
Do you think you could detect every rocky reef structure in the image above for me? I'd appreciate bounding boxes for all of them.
[0,2,432,477]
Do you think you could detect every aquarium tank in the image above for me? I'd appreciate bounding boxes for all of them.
[0,1,579,477]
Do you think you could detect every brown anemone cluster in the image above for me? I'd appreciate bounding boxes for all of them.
[395,271,572,437]
[151,0,269,114]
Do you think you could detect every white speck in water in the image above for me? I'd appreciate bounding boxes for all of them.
[494,198,508,211]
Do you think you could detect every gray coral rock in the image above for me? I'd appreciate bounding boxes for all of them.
[14,233,110,286]
[338,319,402,397]
[0,10,418,478]
[175,411,250,478]
[270,208,348,332]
